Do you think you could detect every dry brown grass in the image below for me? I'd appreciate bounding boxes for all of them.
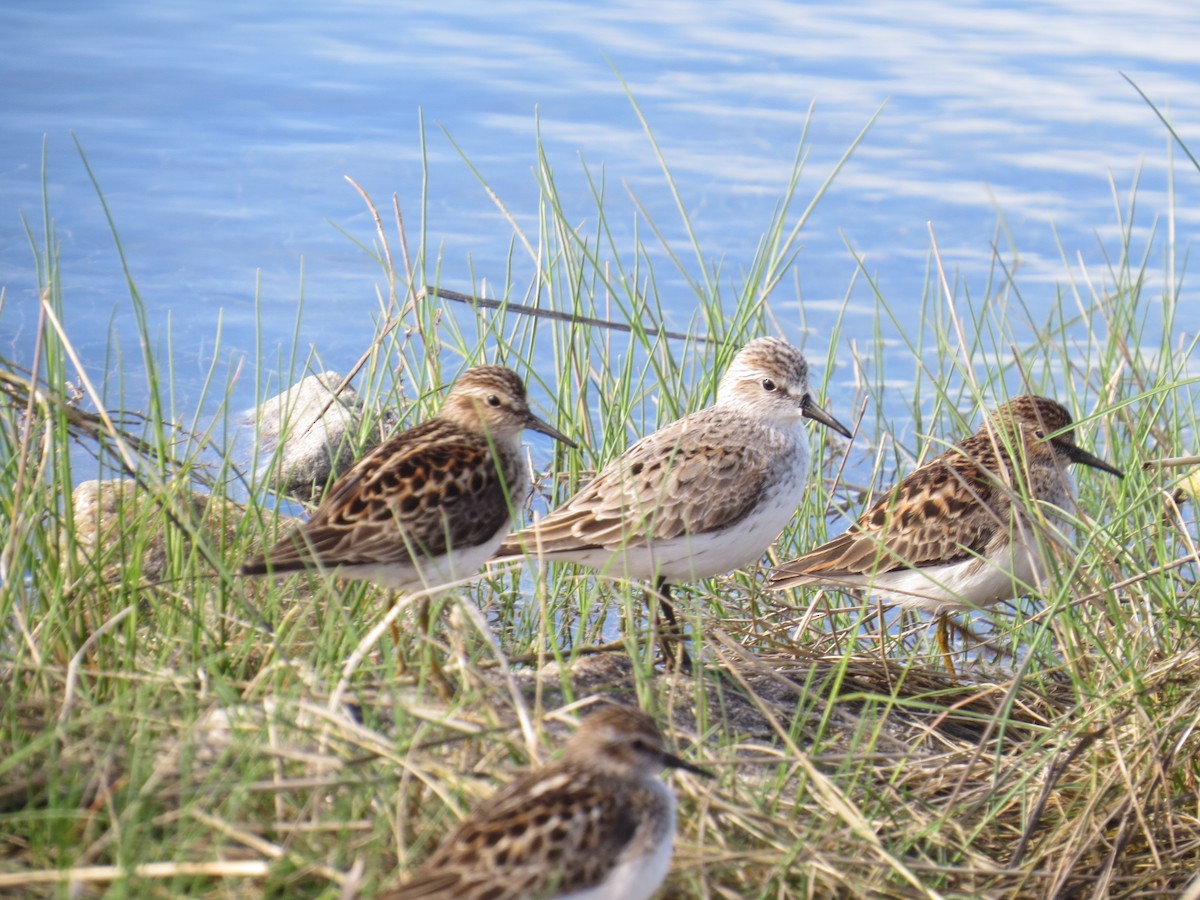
[6,570,1200,900]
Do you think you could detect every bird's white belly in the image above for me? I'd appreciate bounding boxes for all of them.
[599,467,806,582]
[864,531,1046,615]
[339,521,511,592]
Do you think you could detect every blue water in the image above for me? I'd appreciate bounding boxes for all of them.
[2,0,1198,438]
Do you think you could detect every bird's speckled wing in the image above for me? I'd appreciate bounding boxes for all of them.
[242,419,512,573]
[503,407,778,554]
[773,431,1013,581]
[378,766,650,900]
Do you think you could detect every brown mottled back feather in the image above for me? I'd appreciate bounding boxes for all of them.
[239,365,570,581]
[771,395,1107,584]
[378,705,696,900]
[498,404,777,555]
[793,429,1015,577]
[380,767,650,900]
[242,419,516,573]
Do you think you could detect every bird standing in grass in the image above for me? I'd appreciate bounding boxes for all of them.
[768,395,1122,671]
[495,337,852,669]
[240,365,574,682]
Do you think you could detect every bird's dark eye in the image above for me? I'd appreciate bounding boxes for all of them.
[761,378,777,392]
[630,738,648,752]
[486,395,502,408]
[1033,429,1046,440]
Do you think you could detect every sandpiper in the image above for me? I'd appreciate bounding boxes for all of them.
[768,394,1123,669]
[495,337,852,667]
[379,703,708,900]
[240,365,574,653]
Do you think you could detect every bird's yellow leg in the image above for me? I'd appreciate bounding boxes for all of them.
[936,613,957,677]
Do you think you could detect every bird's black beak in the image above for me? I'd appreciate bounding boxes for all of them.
[526,412,577,449]
[800,394,853,440]
[660,749,713,778]
[1065,442,1123,478]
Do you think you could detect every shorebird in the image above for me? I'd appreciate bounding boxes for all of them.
[240,365,574,674]
[378,703,708,900]
[768,394,1122,670]
[495,337,852,667]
